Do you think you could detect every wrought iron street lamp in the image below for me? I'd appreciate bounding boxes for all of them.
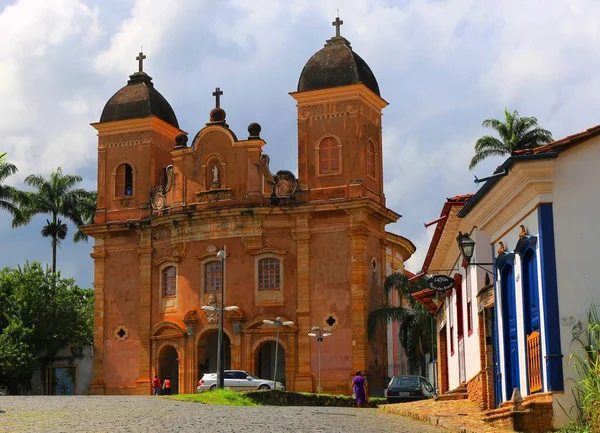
[308,326,332,393]
[201,246,238,389]
[456,232,494,273]
[262,317,294,390]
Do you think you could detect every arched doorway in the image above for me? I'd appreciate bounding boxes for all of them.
[158,345,179,394]
[256,341,285,387]
[197,330,231,380]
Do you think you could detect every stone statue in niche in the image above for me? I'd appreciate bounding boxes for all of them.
[210,164,221,189]
[204,294,219,324]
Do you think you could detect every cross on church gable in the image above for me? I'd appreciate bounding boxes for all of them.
[212,87,223,108]
[332,16,343,37]
[136,51,146,73]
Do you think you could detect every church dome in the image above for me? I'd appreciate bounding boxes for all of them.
[297,36,380,97]
[100,72,179,128]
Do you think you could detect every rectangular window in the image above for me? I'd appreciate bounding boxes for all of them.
[455,274,464,339]
[466,269,473,336]
[467,301,473,336]
[205,261,223,292]
[258,258,281,290]
[162,266,176,297]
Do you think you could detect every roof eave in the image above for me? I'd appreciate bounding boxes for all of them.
[457,153,558,218]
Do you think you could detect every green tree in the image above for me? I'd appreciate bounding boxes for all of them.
[469,108,553,169]
[0,262,93,393]
[368,272,434,377]
[13,167,96,273]
[73,190,97,243]
[0,156,20,217]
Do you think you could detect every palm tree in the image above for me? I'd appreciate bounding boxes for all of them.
[73,190,97,243]
[368,272,434,377]
[0,157,20,218]
[13,167,96,273]
[469,108,553,169]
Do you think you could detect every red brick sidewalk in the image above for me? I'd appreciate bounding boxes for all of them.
[380,399,515,433]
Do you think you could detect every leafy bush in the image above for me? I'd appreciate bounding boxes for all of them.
[565,305,600,431]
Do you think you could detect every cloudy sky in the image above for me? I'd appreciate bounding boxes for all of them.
[1,0,600,287]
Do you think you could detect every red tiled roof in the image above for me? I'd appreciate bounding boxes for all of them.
[513,123,600,156]
[411,288,438,314]
[421,195,472,273]
[403,269,416,278]
[447,193,474,202]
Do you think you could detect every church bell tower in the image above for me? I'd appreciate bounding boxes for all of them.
[291,17,388,205]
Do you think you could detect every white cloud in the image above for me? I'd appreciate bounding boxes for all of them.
[2,0,600,286]
[0,0,102,181]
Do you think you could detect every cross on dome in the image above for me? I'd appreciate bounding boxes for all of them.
[136,51,146,73]
[332,16,343,37]
[212,87,223,108]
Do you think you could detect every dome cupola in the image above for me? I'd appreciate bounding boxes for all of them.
[297,17,380,96]
[100,51,179,128]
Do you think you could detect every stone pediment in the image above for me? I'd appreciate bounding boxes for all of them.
[241,315,298,333]
[151,320,186,339]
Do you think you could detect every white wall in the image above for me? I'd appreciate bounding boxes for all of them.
[444,228,490,390]
[30,345,93,395]
[551,140,600,425]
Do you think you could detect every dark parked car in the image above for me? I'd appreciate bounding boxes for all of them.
[386,375,436,403]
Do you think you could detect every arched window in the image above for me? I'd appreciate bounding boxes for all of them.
[116,163,133,197]
[205,261,223,292]
[162,266,177,297]
[159,167,168,188]
[367,141,376,178]
[258,258,281,290]
[318,137,340,175]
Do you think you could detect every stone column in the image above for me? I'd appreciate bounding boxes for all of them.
[348,224,369,375]
[244,334,253,373]
[135,231,153,394]
[89,239,106,395]
[292,214,312,391]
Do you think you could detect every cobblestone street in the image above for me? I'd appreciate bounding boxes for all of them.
[0,396,447,433]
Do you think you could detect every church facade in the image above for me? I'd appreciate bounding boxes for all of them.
[84,22,414,395]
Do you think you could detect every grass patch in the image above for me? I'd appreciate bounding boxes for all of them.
[166,389,260,406]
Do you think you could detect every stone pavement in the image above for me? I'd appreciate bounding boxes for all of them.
[0,396,448,432]
[380,399,515,433]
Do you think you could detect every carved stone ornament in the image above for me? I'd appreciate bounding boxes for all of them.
[195,188,232,203]
[497,241,506,255]
[261,154,298,198]
[204,294,219,324]
[151,165,174,211]
[519,224,528,239]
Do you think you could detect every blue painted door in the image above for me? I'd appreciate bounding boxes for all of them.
[501,265,520,400]
[522,249,542,394]
[523,250,540,333]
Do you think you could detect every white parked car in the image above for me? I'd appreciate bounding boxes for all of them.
[196,370,285,392]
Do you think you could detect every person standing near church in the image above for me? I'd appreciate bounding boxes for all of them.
[152,375,161,396]
[162,376,172,395]
[352,370,368,407]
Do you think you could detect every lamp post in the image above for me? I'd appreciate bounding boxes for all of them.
[456,232,494,272]
[262,317,294,390]
[201,246,239,390]
[308,326,332,393]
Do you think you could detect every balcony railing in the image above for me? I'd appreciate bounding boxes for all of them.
[527,331,542,393]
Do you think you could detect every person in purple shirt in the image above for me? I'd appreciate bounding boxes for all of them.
[352,370,368,407]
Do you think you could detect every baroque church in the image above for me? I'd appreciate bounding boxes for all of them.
[84,19,415,395]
